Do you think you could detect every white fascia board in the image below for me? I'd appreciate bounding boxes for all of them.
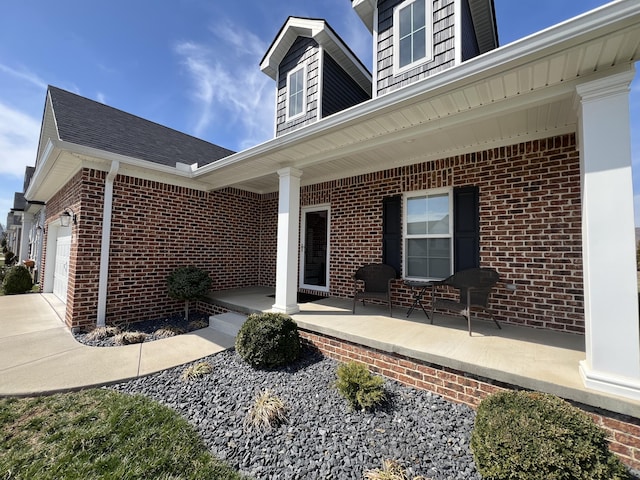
[316,27,372,94]
[352,0,376,33]
[24,139,58,201]
[196,0,640,179]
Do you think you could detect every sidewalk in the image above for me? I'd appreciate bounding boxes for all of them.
[0,293,235,396]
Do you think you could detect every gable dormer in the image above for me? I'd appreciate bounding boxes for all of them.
[261,17,372,137]
[353,0,498,96]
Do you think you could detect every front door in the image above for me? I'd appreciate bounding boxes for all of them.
[300,206,330,292]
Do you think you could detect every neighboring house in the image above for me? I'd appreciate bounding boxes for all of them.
[17,0,640,463]
[4,168,46,279]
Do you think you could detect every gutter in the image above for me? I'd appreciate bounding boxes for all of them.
[97,160,119,327]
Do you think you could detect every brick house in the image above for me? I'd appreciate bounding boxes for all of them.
[20,0,640,466]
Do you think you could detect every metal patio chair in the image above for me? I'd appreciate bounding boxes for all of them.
[352,263,396,317]
[430,267,501,335]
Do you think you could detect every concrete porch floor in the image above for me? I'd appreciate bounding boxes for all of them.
[207,286,640,418]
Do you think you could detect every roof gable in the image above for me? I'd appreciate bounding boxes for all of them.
[260,17,372,96]
[46,86,235,169]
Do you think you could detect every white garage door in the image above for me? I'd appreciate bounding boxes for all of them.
[53,228,71,303]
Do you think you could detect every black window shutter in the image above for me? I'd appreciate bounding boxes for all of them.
[453,186,480,272]
[382,195,402,277]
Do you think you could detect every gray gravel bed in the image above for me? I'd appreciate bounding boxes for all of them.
[110,347,481,480]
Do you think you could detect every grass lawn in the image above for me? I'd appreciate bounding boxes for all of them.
[0,389,245,480]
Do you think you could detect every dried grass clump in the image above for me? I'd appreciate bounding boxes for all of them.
[154,326,186,338]
[363,459,428,480]
[181,361,214,381]
[114,331,147,345]
[244,390,288,431]
[85,326,121,342]
[188,319,209,330]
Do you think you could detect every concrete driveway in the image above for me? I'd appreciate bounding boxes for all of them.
[0,293,234,396]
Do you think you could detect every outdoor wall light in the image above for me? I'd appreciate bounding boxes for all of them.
[60,208,77,227]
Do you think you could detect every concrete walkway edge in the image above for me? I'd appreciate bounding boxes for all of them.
[0,294,235,396]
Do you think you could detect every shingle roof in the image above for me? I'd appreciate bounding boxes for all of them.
[48,86,235,168]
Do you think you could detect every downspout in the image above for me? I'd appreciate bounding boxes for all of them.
[96,160,119,327]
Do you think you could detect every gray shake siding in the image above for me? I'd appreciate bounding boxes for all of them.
[322,53,370,118]
[276,37,319,137]
[376,0,456,96]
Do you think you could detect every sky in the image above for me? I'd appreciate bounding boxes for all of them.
[0,0,637,228]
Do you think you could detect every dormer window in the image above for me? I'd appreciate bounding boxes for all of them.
[394,0,433,73]
[286,66,306,120]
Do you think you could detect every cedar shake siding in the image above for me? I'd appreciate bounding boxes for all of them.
[322,53,370,117]
[276,37,320,136]
[377,0,456,96]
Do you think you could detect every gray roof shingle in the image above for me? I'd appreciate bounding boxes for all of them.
[48,86,235,168]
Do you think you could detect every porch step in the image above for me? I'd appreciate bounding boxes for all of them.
[209,312,247,338]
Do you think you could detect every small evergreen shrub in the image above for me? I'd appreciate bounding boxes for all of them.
[235,312,300,368]
[335,361,385,411]
[166,266,212,321]
[470,390,630,480]
[244,389,288,431]
[2,265,33,294]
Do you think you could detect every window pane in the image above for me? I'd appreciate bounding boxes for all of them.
[406,238,451,278]
[426,194,449,234]
[399,5,412,37]
[407,196,427,234]
[288,69,304,117]
[413,28,426,62]
[399,36,412,68]
[412,0,425,32]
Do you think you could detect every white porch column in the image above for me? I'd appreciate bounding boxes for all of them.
[576,67,640,401]
[272,167,302,314]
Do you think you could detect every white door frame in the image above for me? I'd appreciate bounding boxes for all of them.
[299,205,330,292]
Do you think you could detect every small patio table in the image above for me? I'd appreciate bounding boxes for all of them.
[404,280,434,318]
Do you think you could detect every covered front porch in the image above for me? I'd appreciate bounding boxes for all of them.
[206,286,639,419]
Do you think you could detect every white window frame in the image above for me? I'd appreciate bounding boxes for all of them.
[285,65,307,121]
[393,0,433,75]
[403,187,453,281]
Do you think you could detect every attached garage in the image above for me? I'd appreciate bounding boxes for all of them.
[52,227,71,303]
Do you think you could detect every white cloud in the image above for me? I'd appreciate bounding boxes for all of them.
[0,64,47,90]
[0,102,39,178]
[174,21,274,150]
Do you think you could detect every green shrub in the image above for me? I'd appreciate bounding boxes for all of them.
[166,266,212,321]
[470,390,629,480]
[4,251,16,266]
[335,361,385,411]
[2,265,33,295]
[235,312,300,368]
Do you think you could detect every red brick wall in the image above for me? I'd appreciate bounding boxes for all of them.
[299,330,640,470]
[297,133,583,332]
[43,169,97,330]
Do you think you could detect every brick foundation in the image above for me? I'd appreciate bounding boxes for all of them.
[299,329,640,470]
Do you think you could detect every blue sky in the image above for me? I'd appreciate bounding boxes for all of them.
[0,0,637,227]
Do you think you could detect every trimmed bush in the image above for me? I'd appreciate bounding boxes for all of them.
[166,266,212,321]
[2,265,33,295]
[235,312,300,368]
[470,390,629,480]
[335,361,385,411]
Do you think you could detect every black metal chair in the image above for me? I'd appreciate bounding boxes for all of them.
[352,264,396,317]
[430,267,501,335]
